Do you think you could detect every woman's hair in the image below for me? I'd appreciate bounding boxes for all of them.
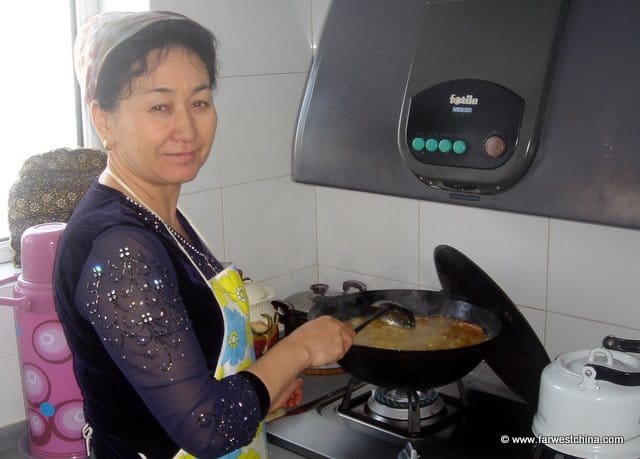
[95,19,218,111]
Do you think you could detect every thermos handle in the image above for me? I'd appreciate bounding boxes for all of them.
[0,295,32,311]
[0,274,32,310]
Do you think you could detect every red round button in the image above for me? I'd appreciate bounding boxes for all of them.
[484,136,507,158]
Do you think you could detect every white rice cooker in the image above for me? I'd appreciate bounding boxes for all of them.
[532,336,640,459]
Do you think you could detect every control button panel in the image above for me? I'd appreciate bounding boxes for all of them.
[412,137,469,155]
[404,79,524,170]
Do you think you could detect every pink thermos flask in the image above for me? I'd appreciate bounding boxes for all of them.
[0,222,87,459]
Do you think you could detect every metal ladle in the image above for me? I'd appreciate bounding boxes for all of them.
[353,300,416,333]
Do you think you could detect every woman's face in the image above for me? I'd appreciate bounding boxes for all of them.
[96,46,217,189]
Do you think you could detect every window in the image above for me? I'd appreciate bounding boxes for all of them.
[0,1,149,264]
[0,2,79,262]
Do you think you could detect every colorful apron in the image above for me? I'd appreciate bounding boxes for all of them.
[173,265,268,459]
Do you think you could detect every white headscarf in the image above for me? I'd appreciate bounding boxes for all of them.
[73,11,190,104]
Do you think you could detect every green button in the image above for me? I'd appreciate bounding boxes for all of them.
[425,138,439,152]
[411,137,425,151]
[438,139,452,153]
[453,140,467,154]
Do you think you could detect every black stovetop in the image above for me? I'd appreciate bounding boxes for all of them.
[267,372,568,459]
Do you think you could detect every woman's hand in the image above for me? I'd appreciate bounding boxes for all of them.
[246,315,354,416]
[285,315,356,367]
[268,377,303,413]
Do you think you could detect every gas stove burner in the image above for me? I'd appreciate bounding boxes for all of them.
[336,380,465,438]
[367,387,445,421]
[373,387,438,408]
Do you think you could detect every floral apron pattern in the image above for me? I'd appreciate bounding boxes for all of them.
[174,265,267,459]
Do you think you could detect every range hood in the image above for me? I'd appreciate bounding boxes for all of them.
[293,0,640,230]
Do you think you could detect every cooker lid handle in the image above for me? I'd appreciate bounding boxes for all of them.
[342,280,367,293]
[602,335,640,354]
[584,364,640,387]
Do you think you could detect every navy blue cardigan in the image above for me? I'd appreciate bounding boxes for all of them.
[54,181,269,458]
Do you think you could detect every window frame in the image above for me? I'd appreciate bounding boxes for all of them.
[0,0,100,267]
[0,239,10,265]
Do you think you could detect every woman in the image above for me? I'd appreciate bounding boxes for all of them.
[54,11,355,459]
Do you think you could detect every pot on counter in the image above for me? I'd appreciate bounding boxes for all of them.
[532,335,640,459]
[271,280,367,335]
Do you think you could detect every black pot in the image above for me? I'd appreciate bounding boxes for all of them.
[308,288,502,389]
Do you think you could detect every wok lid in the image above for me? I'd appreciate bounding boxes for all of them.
[434,245,550,407]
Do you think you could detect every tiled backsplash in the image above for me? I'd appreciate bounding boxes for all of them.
[317,191,640,359]
[1,0,639,429]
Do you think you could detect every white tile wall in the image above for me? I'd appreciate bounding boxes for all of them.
[419,201,549,307]
[317,186,421,285]
[217,74,308,186]
[223,177,317,282]
[212,0,312,77]
[178,188,225,258]
[150,0,215,31]
[4,0,640,431]
[319,266,419,292]
[265,266,318,300]
[545,312,640,360]
[548,219,640,329]
[519,306,546,346]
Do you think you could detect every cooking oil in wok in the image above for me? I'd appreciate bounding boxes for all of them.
[349,315,488,351]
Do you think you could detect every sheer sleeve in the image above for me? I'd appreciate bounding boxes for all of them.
[75,225,267,457]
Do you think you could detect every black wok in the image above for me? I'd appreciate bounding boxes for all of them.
[307,289,502,389]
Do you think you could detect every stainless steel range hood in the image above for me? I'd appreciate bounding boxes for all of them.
[293,0,640,230]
